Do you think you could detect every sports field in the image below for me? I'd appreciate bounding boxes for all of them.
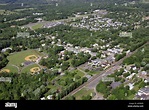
[2,49,44,73]
[22,64,40,74]
[3,65,18,73]
[7,49,42,66]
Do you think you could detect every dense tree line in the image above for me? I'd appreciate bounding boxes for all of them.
[123,44,149,71]
[71,52,91,67]
[0,53,9,69]
[115,52,126,61]
[96,81,137,99]
[0,71,60,100]
[56,77,88,100]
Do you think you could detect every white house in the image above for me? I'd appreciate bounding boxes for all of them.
[132,66,137,71]
[47,95,53,100]
[128,83,134,90]
[41,44,45,47]
[141,71,147,75]
[126,73,136,79]
[40,97,46,100]
[93,43,99,47]
[144,78,149,83]
[1,47,12,52]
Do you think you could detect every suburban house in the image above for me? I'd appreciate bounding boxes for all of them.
[141,71,148,75]
[136,86,149,100]
[119,32,132,38]
[33,13,43,16]
[110,81,122,89]
[88,58,107,67]
[105,56,115,64]
[1,47,12,52]
[40,97,46,100]
[34,18,43,22]
[127,83,134,90]
[126,73,136,80]
[144,77,149,83]
[47,95,53,100]
[17,32,30,38]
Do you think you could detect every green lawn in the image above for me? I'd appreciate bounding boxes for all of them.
[74,69,84,77]
[0,10,5,14]
[32,24,43,30]
[142,0,149,3]
[60,69,84,81]
[88,70,100,75]
[127,94,135,100]
[21,64,40,73]
[3,49,44,73]
[0,9,15,15]
[14,8,34,12]
[3,64,18,73]
[73,88,94,100]
[7,49,43,66]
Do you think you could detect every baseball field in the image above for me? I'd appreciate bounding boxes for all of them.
[1,49,44,74]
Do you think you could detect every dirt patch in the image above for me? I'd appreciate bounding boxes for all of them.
[0,69,10,73]
[25,55,38,62]
[30,67,40,74]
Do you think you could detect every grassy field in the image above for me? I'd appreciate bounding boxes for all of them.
[2,49,44,73]
[127,94,135,100]
[14,8,34,12]
[60,69,85,80]
[7,49,43,66]
[142,0,149,3]
[0,10,5,14]
[0,10,15,15]
[3,64,18,73]
[73,88,94,100]
[21,64,40,73]
[74,69,84,77]
[32,23,43,30]
[0,4,7,5]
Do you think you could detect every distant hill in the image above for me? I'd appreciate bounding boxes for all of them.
[0,0,48,4]
[0,0,141,5]
[0,0,15,3]
[141,0,149,3]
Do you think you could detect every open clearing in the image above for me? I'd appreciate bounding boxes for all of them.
[22,64,40,73]
[25,55,38,62]
[32,23,43,30]
[0,69,10,73]
[73,88,94,100]
[30,67,41,73]
[2,49,44,73]
[14,8,34,12]
[7,49,43,66]
[142,0,149,3]
[60,69,84,80]
[0,10,15,15]
[3,64,18,73]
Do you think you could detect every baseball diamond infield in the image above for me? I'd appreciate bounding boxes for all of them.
[25,55,38,62]
[30,67,41,74]
[0,69,10,73]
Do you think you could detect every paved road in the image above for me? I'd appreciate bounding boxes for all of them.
[61,42,149,100]
[92,87,104,100]
[86,65,121,89]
